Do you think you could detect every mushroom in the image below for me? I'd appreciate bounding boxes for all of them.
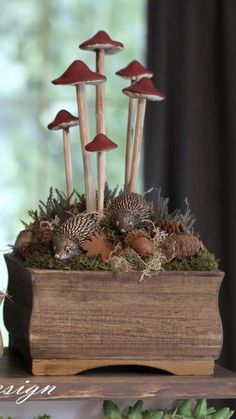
[48,110,79,204]
[80,31,123,133]
[123,77,166,193]
[85,134,118,216]
[52,60,106,212]
[116,61,153,190]
[80,32,123,211]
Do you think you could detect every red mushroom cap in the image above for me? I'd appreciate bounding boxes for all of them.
[85,134,118,152]
[79,30,124,55]
[116,60,153,81]
[52,60,106,85]
[48,110,79,130]
[122,77,166,101]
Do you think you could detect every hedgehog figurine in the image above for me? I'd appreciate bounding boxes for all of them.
[109,192,152,234]
[53,213,98,260]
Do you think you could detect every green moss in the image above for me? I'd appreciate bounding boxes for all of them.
[24,252,109,271]
[23,248,219,273]
[123,247,147,271]
[163,249,219,271]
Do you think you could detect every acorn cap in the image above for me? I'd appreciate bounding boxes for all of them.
[51,60,106,85]
[79,30,124,55]
[123,77,166,101]
[85,134,118,152]
[47,110,79,130]
[116,60,153,81]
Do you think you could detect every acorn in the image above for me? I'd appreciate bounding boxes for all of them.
[53,213,99,260]
[124,229,153,258]
[110,192,152,234]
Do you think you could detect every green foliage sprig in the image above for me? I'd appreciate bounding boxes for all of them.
[23,185,122,227]
[103,400,234,419]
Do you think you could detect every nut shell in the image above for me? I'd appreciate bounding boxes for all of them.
[131,237,153,258]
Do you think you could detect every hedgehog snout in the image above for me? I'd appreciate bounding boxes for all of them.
[55,252,66,260]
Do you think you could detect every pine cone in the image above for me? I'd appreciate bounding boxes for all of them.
[154,219,186,235]
[34,221,53,247]
[124,229,150,247]
[162,234,203,260]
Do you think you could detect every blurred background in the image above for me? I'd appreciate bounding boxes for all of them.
[1,0,236,417]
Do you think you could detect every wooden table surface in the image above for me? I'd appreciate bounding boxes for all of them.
[0,351,236,401]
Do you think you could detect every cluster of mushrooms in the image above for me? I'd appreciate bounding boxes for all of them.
[48,30,166,215]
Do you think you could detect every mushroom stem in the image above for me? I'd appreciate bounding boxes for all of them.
[96,48,106,216]
[63,127,74,204]
[76,84,96,211]
[125,95,136,191]
[129,98,147,193]
[97,151,106,215]
[96,48,105,133]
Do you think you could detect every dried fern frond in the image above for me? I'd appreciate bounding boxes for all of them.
[153,188,171,220]
[179,198,196,232]
[153,189,196,233]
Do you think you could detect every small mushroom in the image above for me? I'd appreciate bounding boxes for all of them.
[52,60,106,212]
[116,61,153,190]
[79,30,124,55]
[48,110,79,204]
[85,134,118,216]
[123,77,166,193]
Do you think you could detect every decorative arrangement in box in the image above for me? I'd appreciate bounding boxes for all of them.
[4,31,223,376]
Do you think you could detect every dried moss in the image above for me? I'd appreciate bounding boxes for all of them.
[163,249,219,271]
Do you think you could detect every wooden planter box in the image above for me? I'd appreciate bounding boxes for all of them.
[4,254,224,376]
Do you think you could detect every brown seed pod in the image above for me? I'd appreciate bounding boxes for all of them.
[124,228,149,247]
[162,234,203,260]
[14,228,41,259]
[14,229,34,250]
[131,237,153,258]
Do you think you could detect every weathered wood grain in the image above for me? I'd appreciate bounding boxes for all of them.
[32,358,214,376]
[0,352,236,400]
[4,254,224,376]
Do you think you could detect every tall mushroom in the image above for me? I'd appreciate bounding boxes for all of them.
[116,60,153,190]
[52,60,106,212]
[48,109,79,204]
[85,134,118,216]
[80,30,124,133]
[80,31,123,213]
[123,77,166,193]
